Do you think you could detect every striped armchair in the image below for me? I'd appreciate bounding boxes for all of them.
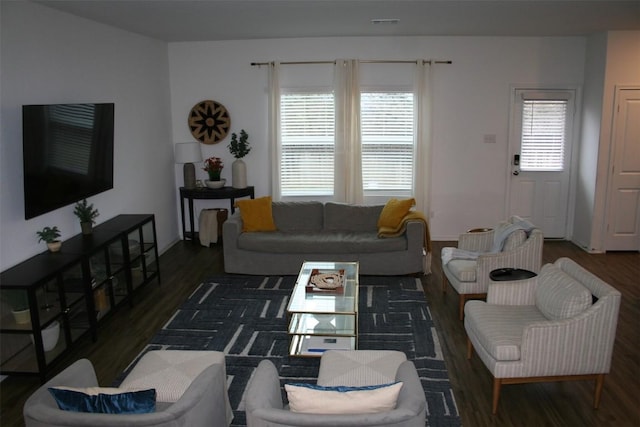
[441,216,544,320]
[464,257,621,414]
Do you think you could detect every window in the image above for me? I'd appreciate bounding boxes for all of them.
[280,92,335,196]
[361,91,414,194]
[280,90,414,197]
[519,94,571,172]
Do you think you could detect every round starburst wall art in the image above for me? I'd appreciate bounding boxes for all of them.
[188,100,231,144]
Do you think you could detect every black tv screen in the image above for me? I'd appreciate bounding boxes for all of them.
[22,103,114,220]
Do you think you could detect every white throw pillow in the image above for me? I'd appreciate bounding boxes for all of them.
[284,382,403,414]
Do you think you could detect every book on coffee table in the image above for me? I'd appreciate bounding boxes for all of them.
[300,336,353,355]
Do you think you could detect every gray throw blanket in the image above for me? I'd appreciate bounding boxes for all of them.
[442,219,535,265]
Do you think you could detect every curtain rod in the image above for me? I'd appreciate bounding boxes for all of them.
[251,59,452,66]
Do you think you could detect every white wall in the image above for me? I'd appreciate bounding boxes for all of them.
[168,36,587,239]
[574,31,640,252]
[0,2,176,270]
[574,33,608,250]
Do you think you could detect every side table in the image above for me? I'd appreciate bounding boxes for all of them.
[489,268,537,281]
[179,186,254,243]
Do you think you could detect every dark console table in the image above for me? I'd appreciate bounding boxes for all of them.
[0,214,160,381]
[179,186,254,242]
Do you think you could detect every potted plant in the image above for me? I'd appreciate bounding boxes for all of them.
[228,129,250,189]
[1,290,30,324]
[36,226,62,252]
[202,157,225,188]
[73,199,99,235]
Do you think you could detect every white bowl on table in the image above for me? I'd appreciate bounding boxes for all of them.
[205,179,226,189]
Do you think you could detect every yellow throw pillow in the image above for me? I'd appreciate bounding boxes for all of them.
[377,198,416,229]
[235,196,277,232]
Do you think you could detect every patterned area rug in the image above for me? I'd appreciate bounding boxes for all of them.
[138,274,461,426]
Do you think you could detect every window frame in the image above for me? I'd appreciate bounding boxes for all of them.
[278,86,416,201]
[360,88,415,199]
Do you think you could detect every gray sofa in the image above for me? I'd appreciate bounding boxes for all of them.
[23,357,230,427]
[223,201,427,276]
[246,353,426,427]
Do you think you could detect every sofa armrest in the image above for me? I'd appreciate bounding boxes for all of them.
[394,361,426,420]
[246,360,285,413]
[163,363,231,426]
[521,297,620,377]
[404,220,427,250]
[24,359,99,426]
[222,212,243,243]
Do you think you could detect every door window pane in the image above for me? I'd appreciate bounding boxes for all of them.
[521,99,567,171]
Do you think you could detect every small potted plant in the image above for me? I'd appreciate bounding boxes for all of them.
[202,157,225,188]
[73,199,99,235]
[228,129,250,189]
[1,290,30,324]
[37,226,62,252]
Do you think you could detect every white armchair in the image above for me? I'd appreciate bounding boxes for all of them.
[441,216,544,320]
[464,257,621,414]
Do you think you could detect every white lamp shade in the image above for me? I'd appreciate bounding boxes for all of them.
[174,142,203,164]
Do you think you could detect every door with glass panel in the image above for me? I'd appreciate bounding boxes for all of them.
[508,89,576,238]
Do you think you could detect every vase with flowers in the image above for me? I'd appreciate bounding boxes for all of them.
[203,156,225,188]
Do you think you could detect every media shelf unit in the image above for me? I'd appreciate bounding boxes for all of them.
[0,214,160,382]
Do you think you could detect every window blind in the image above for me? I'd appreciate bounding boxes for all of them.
[520,99,567,171]
[280,92,335,196]
[361,92,414,192]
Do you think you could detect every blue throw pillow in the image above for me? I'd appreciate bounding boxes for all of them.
[48,387,156,414]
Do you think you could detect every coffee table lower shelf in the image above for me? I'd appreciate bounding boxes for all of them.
[289,335,356,357]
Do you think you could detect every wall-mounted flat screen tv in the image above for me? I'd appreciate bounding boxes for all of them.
[23,103,114,220]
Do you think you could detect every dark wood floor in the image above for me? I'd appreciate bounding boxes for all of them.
[1,239,638,426]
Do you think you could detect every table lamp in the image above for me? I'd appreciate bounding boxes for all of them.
[175,142,202,189]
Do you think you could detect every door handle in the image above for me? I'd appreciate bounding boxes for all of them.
[513,170,519,176]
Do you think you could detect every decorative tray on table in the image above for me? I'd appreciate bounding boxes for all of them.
[305,269,345,294]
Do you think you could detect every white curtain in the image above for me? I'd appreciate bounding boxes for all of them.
[413,61,432,215]
[333,59,363,204]
[268,62,282,201]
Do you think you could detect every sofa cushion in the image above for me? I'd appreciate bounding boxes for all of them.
[272,201,324,232]
[235,196,277,232]
[237,231,406,254]
[118,350,227,403]
[284,382,403,414]
[535,263,592,320]
[377,198,416,229]
[48,387,156,414]
[464,302,547,361]
[447,259,477,282]
[324,203,382,232]
[503,229,527,251]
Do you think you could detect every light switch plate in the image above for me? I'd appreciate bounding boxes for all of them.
[483,134,497,144]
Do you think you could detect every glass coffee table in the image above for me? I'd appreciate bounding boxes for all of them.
[287,261,359,357]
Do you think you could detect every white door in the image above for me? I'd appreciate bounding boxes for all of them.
[508,89,575,238]
[604,88,640,251]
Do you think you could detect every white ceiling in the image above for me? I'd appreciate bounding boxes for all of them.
[34,0,640,42]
